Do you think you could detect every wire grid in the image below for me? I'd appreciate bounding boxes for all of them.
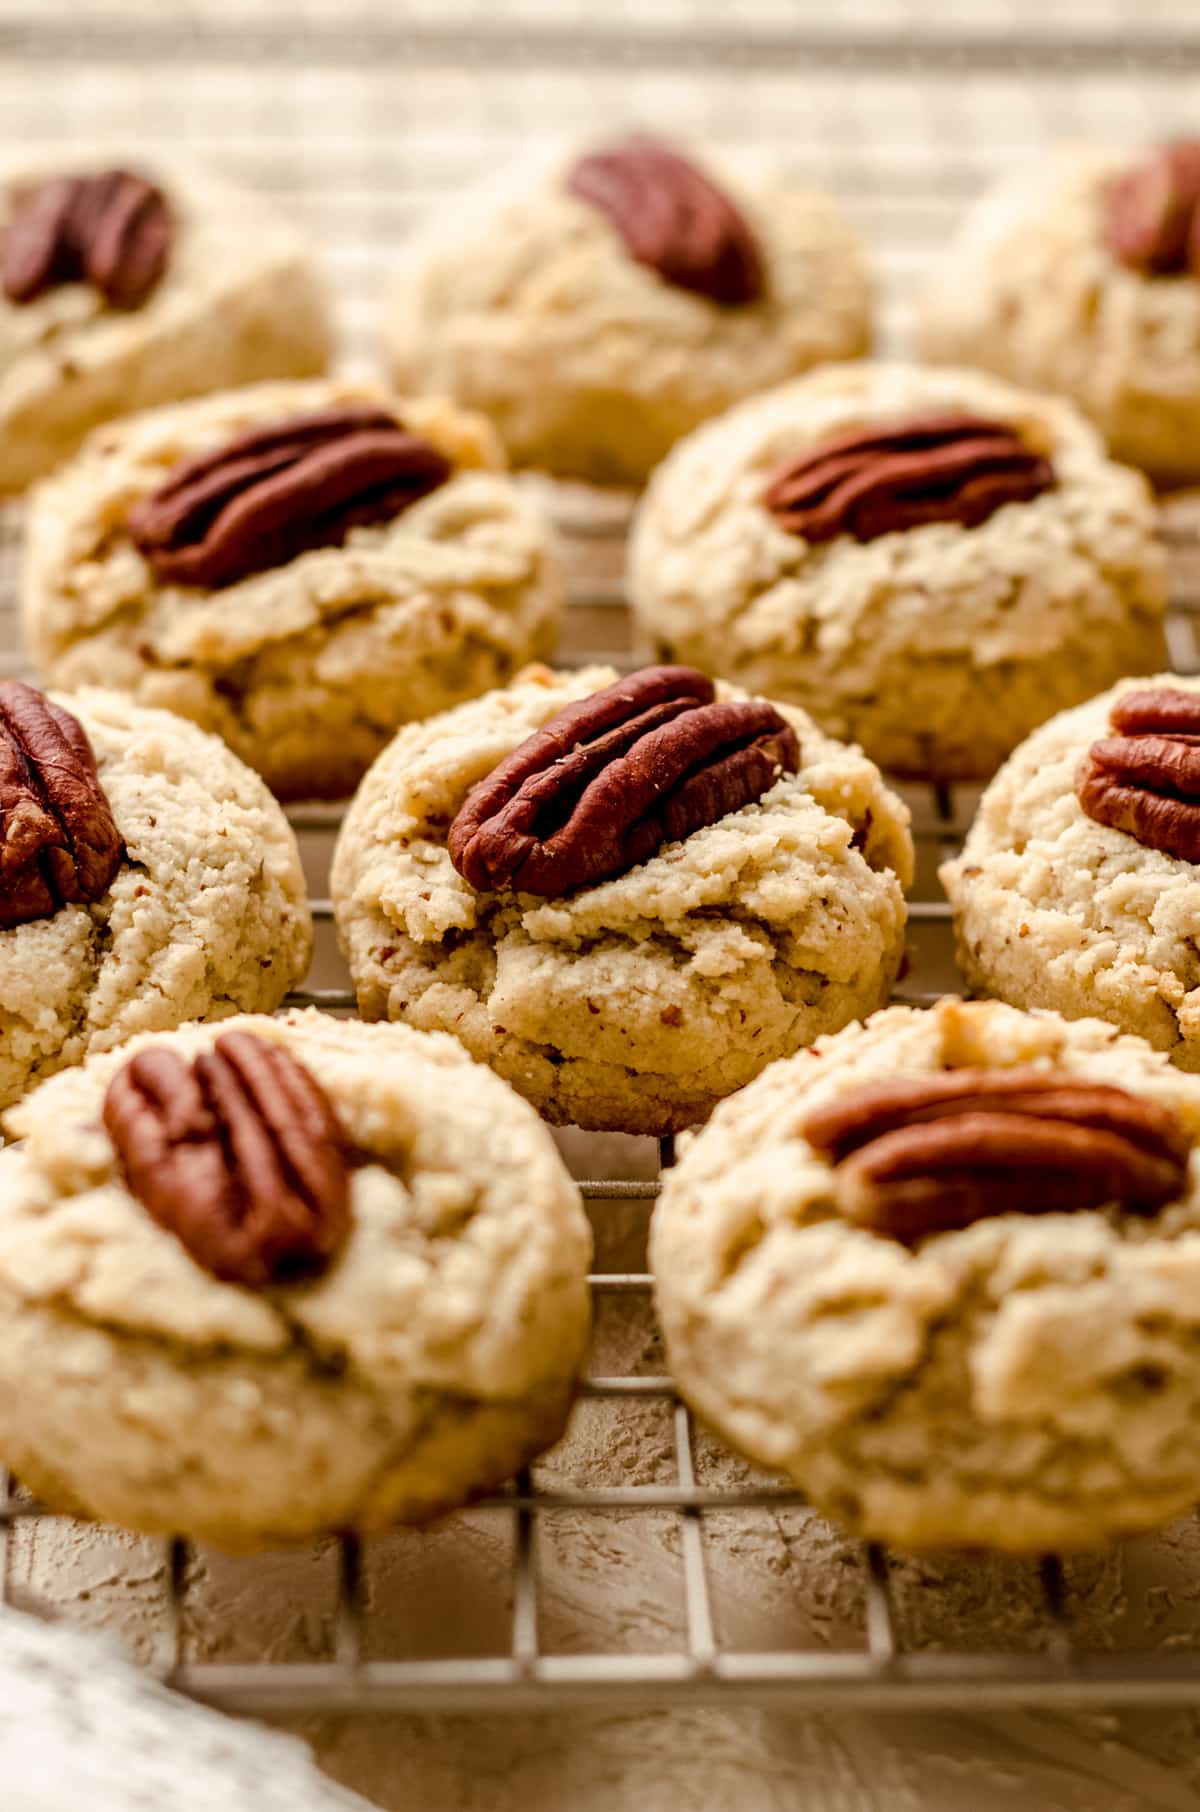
[3,0,1200,1718]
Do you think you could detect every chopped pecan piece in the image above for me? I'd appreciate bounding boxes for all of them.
[567,138,763,306]
[764,413,1055,544]
[1104,140,1200,275]
[2,168,170,308]
[0,680,123,930]
[803,1066,1190,1243]
[103,1031,352,1286]
[127,406,453,590]
[448,665,799,897]
[1076,686,1200,863]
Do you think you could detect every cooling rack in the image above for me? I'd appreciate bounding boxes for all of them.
[4,0,1200,1719]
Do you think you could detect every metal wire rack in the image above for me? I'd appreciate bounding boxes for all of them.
[4,0,1200,1722]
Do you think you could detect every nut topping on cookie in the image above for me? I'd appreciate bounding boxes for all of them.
[2,169,171,308]
[127,406,453,590]
[448,665,800,897]
[803,1067,1190,1243]
[1104,140,1200,275]
[566,139,764,306]
[0,680,123,930]
[1076,686,1200,862]
[763,413,1055,544]
[103,1031,352,1286]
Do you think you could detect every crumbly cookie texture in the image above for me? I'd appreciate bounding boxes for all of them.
[942,673,1200,1067]
[0,157,330,493]
[915,146,1200,483]
[21,378,564,802]
[331,664,913,1136]
[0,689,310,1112]
[628,361,1168,782]
[652,995,1200,1551]
[383,144,871,486]
[0,1009,592,1549]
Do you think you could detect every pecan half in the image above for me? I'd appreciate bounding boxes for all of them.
[764,414,1055,544]
[103,1030,352,1286]
[1076,686,1200,863]
[1104,140,1200,275]
[448,665,799,897]
[803,1066,1190,1243]
[0,680,123,931]
[2,169,170,308]
[567,138,763,306]
[127,407,453,590]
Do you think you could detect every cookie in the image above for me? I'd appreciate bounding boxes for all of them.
[0,682,310,1111]
[942,673,1200,1066]
[383,137,871,487]
[652,995,1200,1551]
[629,361,1168,781]
[0,157,330,492]
[21,378,564,802]
[0,1009,591,1548]
[331,662,913,1137]
[915,143,1200,484]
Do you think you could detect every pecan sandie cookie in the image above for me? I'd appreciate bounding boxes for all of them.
[653,996,1200,1551]
[0,1011,591,1547]
[630,361,1167,782]
[22,379,563,802]
[383,139,869,485]
[333,664,912,1136]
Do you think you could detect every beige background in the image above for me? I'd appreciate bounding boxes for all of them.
[5,3,1200,1808]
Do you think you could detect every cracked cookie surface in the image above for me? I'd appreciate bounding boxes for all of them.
[383,143,871,486]
[331,664,913,1136]
[0,157,330,492]
[0,1009,591,1548]
[629,362,1167,781]
[652,996,1200,1551]
[21,379,563,801]
[943,673,1200,1066]
[0,688,310,1111]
